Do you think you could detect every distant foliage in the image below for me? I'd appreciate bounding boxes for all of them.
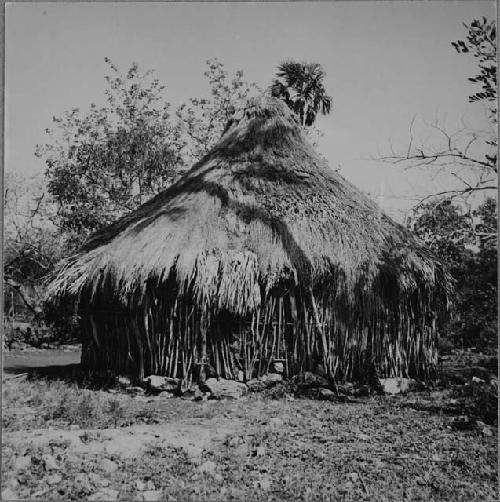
[406,18,497,351]
[409,198,497,349]
[271,61,332,126]
[4,172,65,318]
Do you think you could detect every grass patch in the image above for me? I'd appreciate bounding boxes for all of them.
[2,348,497,501]
[2,378,161,431]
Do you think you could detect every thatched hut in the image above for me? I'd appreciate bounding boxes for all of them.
[47,97,450,385]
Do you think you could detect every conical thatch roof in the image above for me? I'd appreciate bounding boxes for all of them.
[47,97,450,382]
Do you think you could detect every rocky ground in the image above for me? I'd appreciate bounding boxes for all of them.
[1,349,498,501]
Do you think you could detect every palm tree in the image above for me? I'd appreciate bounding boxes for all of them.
[271,61,332,126]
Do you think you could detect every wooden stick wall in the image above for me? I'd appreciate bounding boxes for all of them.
[79,290,438,384]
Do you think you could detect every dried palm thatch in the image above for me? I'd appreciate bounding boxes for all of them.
[47,97,451,385]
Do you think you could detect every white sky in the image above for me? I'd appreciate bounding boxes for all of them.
[5,1,496,220]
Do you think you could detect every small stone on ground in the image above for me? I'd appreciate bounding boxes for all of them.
[379,378,416,395]
[141,490,163,501]
[46,473,62,485]
[100,458,118,473]
[14,455,31,471]
[88,488,120,501]
[198,460,217,475]
[42,453,60,471]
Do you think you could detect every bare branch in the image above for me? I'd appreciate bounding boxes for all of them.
[451,172,473,189]
[406,115,416,159]
[413,184,497,209]
[4,279,42,317]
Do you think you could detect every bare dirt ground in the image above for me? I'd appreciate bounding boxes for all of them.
[3,347,81,375]
[2,349,498,501]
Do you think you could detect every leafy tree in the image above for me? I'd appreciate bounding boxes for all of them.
[36,58,187,244]
[175,58,261,164]
[409,197,497,350]
[385,18,497,350]
[452,17,497,119]
[271,61,332,126]
[4,172,64,318]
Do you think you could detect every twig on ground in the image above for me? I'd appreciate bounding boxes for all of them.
[358,472,369,495]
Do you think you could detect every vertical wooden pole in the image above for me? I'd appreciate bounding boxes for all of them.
[199,310,208,384]
[135,319,145,381]
[308,287,332,379]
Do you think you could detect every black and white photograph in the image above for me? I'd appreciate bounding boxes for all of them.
[3,1,498,500]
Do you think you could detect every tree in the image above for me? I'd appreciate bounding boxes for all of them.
[381,18,497,351]
[4,172,64,319]
[271,61,332,127]
[36,58,187,244]
[175,58,261,164]
[382,18,497,205]
[452,17,497,120]
[409,197,497,349]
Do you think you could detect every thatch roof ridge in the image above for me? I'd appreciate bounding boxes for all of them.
[47,96,449,314]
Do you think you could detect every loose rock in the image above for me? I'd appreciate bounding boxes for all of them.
[356,432,370,441]
[88,473,101,485]
[1,488,17,500]
[65,454,82,466]
[46,473,62,485]
[337,382,355,395]
[135,479,146,491]
[100,458,118,473]
[14,455,31,471]
[379,377,416,395]
[198,460,217,475]
[204,378,247,399]
[141,490,163,501]
[318,388,336,400]
[193,385,205,401]
[6,478,19,491]
[74,472,90,487]
[272,362,284,374]
[184,445,203,465]
[128,386,146,395]
[117,376,131,387]
[299,371,330,388]
[247,373,283,391]
[42,453,60,471]
[88,489,120,501]
[476,420,495,437]
[143,375,180,393]
[260,373,283,385]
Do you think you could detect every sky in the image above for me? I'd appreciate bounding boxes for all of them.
[5,1,496,220]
